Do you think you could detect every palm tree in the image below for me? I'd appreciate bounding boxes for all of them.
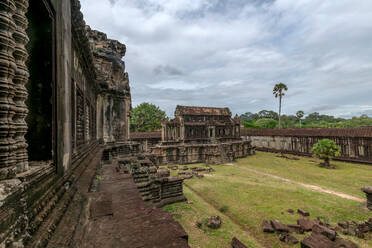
[296,110,305,128]
[273,83,288,129]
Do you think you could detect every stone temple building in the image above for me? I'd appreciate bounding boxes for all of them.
[151,106,254,165]
[0,1,189,247]
[162,105,242,143]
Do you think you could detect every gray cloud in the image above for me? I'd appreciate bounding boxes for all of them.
[153,65,184,76]
[81,0,372,117]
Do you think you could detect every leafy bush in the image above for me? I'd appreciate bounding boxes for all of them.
[312,139,341,168]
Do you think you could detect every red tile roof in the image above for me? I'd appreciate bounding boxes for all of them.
[241,127,372,138]
[175,105,231,116]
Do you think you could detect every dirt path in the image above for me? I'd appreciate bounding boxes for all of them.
[235,165,364,202]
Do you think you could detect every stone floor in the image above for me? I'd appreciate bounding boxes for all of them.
[48,157,189,248]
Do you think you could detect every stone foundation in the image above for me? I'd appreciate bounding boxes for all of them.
[150,140,254,165]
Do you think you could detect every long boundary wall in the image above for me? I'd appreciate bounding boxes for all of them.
[241,127,372,164]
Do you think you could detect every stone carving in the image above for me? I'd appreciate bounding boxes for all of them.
[12,0,29,173]
[0,0,17,179]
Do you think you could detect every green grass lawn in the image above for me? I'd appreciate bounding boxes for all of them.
[162,152,372,248]
[235,151,372,198]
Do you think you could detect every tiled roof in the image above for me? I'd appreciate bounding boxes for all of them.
[175,105,231,116]
[241,127,372,138]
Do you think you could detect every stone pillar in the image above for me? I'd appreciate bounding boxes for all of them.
[0,0,17,180]
[362,186,372,210]
[12,0,28,173]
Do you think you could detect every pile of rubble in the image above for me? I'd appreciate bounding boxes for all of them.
[176,165,215,180]
[262,209,371,247]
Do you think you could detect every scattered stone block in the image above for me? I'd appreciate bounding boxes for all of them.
[156,168,170,178]
[279,233,299,244]
[231,237,247,248]
[287,209,294,214]
[301,233,334,248]
[333,237,359,248]
[361,186,372,210]
[197,174,204,179]
[262,220,274,233]
[182,174,193,179]
[297,209,310,216]
[338,222,348,229]
[271,220,289,233]
[287,224,304,234]
[357,222,370,233]
[207,216,222,229]
[312,224,337,241]
[297,218,315,231]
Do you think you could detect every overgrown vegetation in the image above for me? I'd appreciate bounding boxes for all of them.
[130,102,167,132]
[240,111,372,129]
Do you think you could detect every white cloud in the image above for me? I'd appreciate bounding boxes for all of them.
[81,0,372,117]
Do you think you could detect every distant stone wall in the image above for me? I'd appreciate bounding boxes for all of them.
[241,127,372,164]
[130,131,162,152]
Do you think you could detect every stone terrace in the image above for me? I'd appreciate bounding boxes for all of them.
[48,155,189,248]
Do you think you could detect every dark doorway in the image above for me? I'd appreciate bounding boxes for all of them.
[25,0,54,162]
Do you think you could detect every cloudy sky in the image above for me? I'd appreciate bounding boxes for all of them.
[80,0,372,118]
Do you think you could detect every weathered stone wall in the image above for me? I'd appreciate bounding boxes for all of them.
[150,141,254,165]
[242,128,372,164]
[130,131,162,152]
[0,0,132,246]
[87,27,131,144]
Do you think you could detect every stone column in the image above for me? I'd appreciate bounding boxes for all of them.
[0,0,17,180]
[12,0,28,173]
[362,186,372,210]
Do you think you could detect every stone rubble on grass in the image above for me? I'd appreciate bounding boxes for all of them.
[312,224,337,241]
[297,218,315,231]
[231,237,248,248]
[270,220,290,233]
[287,224,304,234]
[262,209,369,247]
[262,220,274,233]
[279,233,299,244]
[298,209,310,216]
[207,216,222,229]
[287,209,294,214]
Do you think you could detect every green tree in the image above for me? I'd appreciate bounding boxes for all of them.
[296,110,305,128]
[256,118,278,129]
[273,83,288,129]
[130,103,167,132]
[258,110,279,120]
[312,139,341,168]
[240,112,259,122]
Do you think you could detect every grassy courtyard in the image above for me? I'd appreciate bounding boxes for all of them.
[162,152,372,248]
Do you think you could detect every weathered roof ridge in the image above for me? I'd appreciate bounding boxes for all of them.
[241,127,372,138]
[175,105,231,116]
